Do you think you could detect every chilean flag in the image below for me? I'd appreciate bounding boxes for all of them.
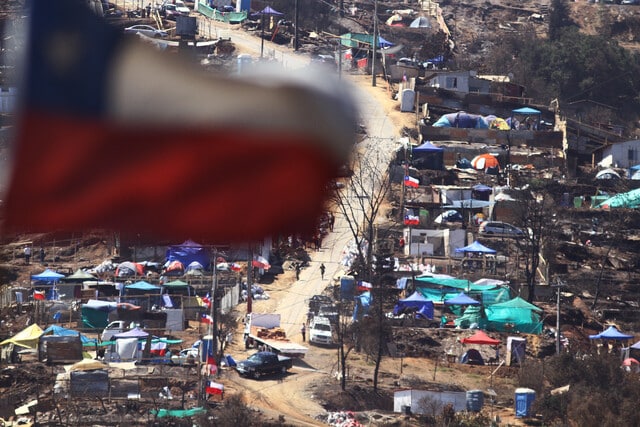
[404,175,419,188]
[201,313,213,324]
[2,0,358,243]
[404,214,420,226]
[252,255,271,271]
[206,381,224,395]
[229,263,242,272]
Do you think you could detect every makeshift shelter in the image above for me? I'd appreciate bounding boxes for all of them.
[455,240,496,269]
[409,16,430,28]
[69,359,109,397]
[115,261,143,277]
[38,325,88,364]
[434,210,463,224]
[484,296,542,334]
[81,299,118,329]
[459,348,484,365]
[460,330,500,345]
[0,323,44,349]
[511,107,541,130]
[597,188,640,209]
[164,260,185,276]
[393,291,434,319]
[113,327,149,340]
[411,141,444,170]
[166,240,210,271]
[415,276,510,305]
[589,325,633,340]
[185,261,205,275]
[454,305,485,329]
[340,33,394,49]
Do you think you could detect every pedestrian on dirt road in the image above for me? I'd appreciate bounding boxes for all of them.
[320,263,326,280]
[329,212,335,231]
[39,247,45,264]
[295,263,301,280]
[301,323,306,342]
[23,246,31,265]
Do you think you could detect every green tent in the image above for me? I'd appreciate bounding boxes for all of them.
[484,296,542,334]
[597,188,640,209]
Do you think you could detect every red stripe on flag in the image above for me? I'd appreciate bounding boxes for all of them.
[4,114,337,242]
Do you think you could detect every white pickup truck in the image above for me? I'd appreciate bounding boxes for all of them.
[100,320,137,341]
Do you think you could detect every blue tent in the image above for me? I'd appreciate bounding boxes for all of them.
[393,291,434,319]
[31,269,65,282]
[411,141,444,170]
[512,107,541,115]
[444,292,480,306]
[413,141,443,152]
[589,325,633,340]
[455,241,496,254]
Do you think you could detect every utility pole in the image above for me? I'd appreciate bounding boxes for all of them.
[552,278,565,355]
[210,247,219,369]
[371,0,378,87]
[247,244,253,314]
[294,0,299,51]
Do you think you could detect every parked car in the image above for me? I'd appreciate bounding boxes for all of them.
[236,351,293,379]
[478,221,524,237]
[124,25,168,38]
[161,2,189,20]
[309,316,334,346]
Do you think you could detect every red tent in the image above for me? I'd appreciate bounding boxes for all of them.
[460,330,500,345]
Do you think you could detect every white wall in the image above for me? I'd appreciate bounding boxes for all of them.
[599,140,640,169]
[394,389,468,414]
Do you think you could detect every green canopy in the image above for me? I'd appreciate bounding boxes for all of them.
[597,188,640,209]
[162,280,189,287]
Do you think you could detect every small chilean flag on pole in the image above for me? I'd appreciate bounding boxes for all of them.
[206,381,224,395]
[404,175,419,188]
[252,255,271,270]
[201,313,213,324]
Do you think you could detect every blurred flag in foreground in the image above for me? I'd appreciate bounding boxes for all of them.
[252,255,271,270]
[206,381,224,395]
[3,0,357,242]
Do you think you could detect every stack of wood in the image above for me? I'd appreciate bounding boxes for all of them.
[255,327,288,340]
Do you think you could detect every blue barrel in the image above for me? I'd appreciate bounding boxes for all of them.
[515,388,536,418]
[466,390,484,412]
[340,275,355,301]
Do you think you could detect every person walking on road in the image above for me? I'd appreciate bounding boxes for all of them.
[320,263,325,280]
[295,263,301,280]
[300,323,306,342]
[23,246,31,265]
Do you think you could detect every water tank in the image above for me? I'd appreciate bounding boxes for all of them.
[515,388,536,418]
[466,389,484,412]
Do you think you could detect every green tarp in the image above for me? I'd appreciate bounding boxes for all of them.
[597,188,640,209]
[81,306,109,329]
[151,407,206,418]
[484,296,542,334]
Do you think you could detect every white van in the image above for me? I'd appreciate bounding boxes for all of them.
[309,316,334,345]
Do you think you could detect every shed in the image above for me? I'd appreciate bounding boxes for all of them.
[394,389,467,414]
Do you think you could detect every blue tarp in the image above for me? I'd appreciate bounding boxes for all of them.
[512,107,541,115]
[41,325,97,345]
[166,240,211,271]
[433,112,489,129]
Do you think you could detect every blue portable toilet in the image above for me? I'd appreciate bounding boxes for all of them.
[466,390,484,412]
[515,388,536,417]
[340,275,355,301]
